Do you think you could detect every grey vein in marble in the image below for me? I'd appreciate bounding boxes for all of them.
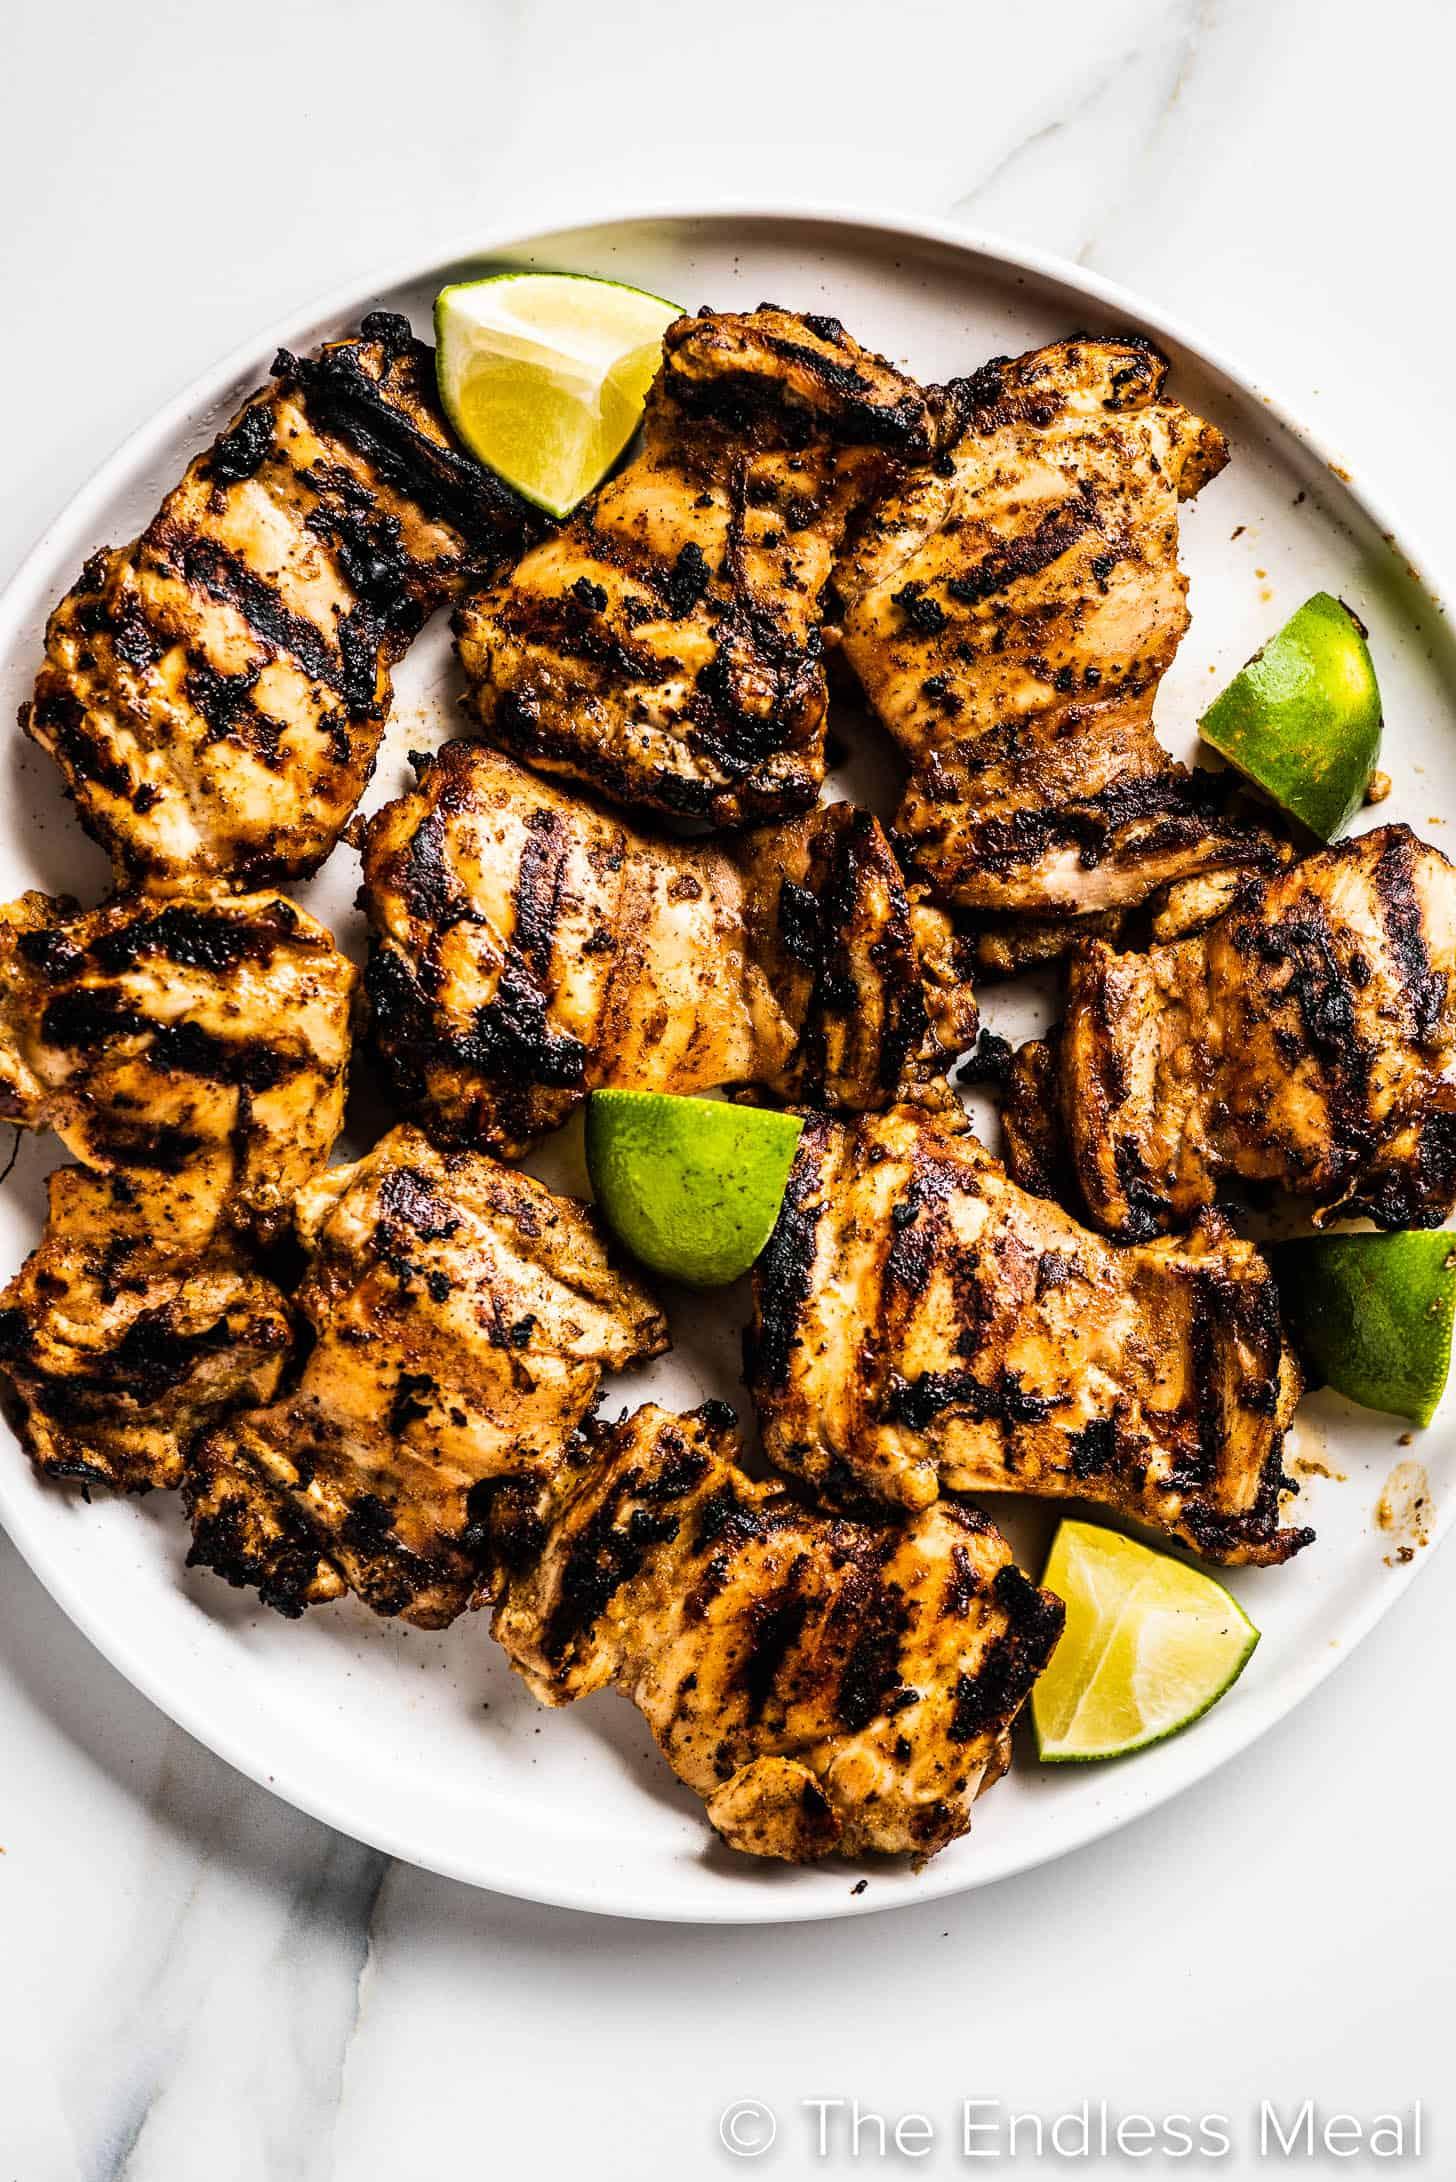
[67,1744,387,2182]
[949,0,1209,267]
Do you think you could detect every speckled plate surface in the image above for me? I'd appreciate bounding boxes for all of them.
[0,208,1450,1922]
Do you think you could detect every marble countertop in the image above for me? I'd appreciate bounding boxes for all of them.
[2,1,1454,2175]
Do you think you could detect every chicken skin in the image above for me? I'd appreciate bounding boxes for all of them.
[0,888,358,1242]
[26,315,537,889]
[0,1165,292,1493]
[834,337,1280,966]
[488,1401,1063,1863]
[455,306,935,826]
[749,1108,1307,1566]
[184,1125,667,1626]
[362,741,977,1156]
[1009,825,1456,1239]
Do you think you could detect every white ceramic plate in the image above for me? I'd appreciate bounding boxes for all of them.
[0,208,1451,1924]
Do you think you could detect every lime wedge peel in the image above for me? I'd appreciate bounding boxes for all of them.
[1199,591,1382,841]
[435,272,680,519]
[1271,1230,1456,1426]
[1032,1520,1259,1763]
[585,1090,803,1288]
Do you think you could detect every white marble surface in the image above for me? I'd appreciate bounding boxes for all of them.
[1,0,1454,2174]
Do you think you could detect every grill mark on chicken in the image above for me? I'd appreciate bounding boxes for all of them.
[784,805,936,1105]
[3,1295,237,1401]
[488,1402,1062,1862]
[739,1573,813,1722]
[362,743,973,1156]
[943,1542,982,1617]
[182,662,285,763]
[741,1111,832,1391]
[1263,896,1375,1194]
[69,1116,207,1172]
[36,989,302,1092]
[85,902,296,974]
[885,1366,1055,1431]
[27,320,538,887]
[495,580,681,687]
[682,451,827,781]
[957,769,1244,883]
[1373,826,1447,1043]
[1017,827,1456,1237]
[937,481,1102,608]
[511,808,572,973]
[420,969,589,1096]
[543,1447,711,1667]
[1180,1279,1224,1492]
[455,306,935,827]
[564,514,697,617]
[183,1126,667,1628]
[432,800,594,1095]
[749,1107,1308,1566]
[150,516,379,713]
[398,783,471,926]
[682,314,935,454]
[374,1160,462,1241]
[947,1567,1062,1745]
[834,1553,910,1732]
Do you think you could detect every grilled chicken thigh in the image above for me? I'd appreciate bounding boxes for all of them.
[835,338,1279,965]
[749,1108,1307,1566]
[0,889,357,1242]
[489,1401,1063,1862]
[363,741,977,1155]
[26,315,536,889]
[455,306,934,826]
[0,1165,291,1493]
[1009,825,1456,1238]
[184,1125,667,1626]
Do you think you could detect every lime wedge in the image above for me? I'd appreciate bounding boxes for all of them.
[434,272,680,518]
[1199,591,1382,840]
[1033,1520,1258,1762]
[1270,1230,1456,1425]
[585,1091,802,1287]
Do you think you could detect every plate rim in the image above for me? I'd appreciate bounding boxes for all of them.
[0,198,1450,1925]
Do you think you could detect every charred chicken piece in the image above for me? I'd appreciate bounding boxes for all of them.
[362,741,976,1156]
[0,888,357,1242]
[1010,825,1456,1238]
[489,1401,1063,1863]
[835,337,1281,962]
[0,1165,291,1494]
[748,1108,1308,1567]
[454,306,935,826]
[26,314,538,888]
[184,1125,668,1626]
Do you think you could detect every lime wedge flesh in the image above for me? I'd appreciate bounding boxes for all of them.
[1271,1230,1456,1425]
[1032,1520,1259,1762]
[585,1091,803,1287]
[1199,591,1382,840]
[434,272,679,519]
